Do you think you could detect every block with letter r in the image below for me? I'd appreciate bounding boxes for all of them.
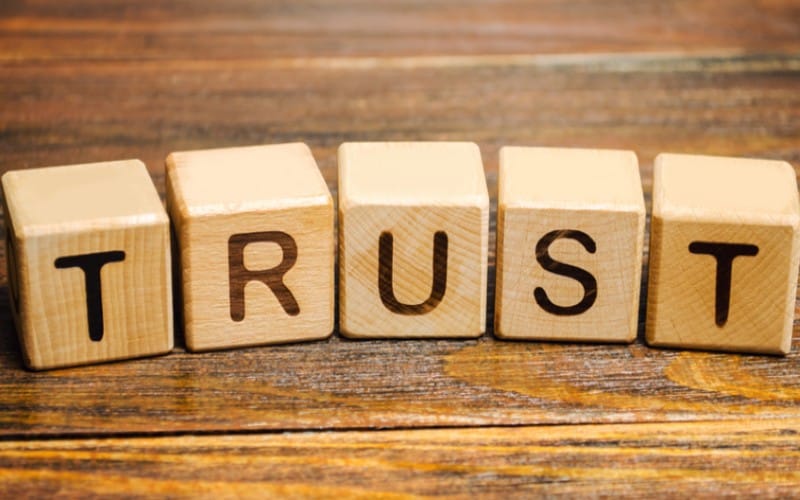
[166,143,334,351]
[646,154,800,355]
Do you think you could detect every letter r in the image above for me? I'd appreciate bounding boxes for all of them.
[228,231,300,321]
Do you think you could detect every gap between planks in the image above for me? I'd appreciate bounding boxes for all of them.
[2,51,800,73]
[0,416,797,443]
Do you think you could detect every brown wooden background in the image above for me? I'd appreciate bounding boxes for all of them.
[2,0,800,496]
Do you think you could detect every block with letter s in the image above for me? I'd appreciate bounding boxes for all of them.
[494,147,646,343]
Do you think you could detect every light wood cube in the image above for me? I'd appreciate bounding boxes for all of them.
[1,160,173,370]
[495,147,646,342]
[338,142,489,338]
[166,143,334,351]
[646,154,800,355]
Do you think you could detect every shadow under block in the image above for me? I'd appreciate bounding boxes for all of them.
[338,142,489,338]
[1,160,173,370]
[495,147,646,343]
[166,143,334,351]
[646,154,800,355]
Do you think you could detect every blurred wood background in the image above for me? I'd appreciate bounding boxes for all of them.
[1,0,800,496]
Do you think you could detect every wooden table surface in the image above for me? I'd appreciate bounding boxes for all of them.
[2,1,800,496]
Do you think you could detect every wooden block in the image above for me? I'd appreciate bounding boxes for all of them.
[166,143,334,351]
[646,153,800,355]
[338,142,489,338]
[495,147,646,342]
[1,160,173,370]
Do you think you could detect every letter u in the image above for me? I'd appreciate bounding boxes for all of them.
[378,231,448,315]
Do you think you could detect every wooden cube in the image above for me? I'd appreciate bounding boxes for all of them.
[495,147,646,342]
[1,160,173,370]
[338,142,489,338]
[646,153,800,355]
[166,143,334,351]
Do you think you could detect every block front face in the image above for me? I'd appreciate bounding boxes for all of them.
[495,147,645,343]
[18,225,172,369]
[178,207,333,351]
[497,209,643,342]
[341,205,486,337]
[646,154,800,355]
[648,219,795,353]
[339,142,489,338]
[2,160,173,370]
[166,143,334,351]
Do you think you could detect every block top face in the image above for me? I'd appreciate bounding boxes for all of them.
[499,147,644,212]
[338,142,489,207]
[654,153,800,225]
[167,143,331,217]
[2,159,166,237]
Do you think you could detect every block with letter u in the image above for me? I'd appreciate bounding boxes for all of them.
[338,142,489,338]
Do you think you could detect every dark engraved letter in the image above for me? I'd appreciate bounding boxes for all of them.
[378,231,448,315]
[228,231,299,321]
[534,229,598,316]
[688,241,759,327]
[54,251,126,342]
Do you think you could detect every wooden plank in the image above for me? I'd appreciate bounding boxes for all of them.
[1,53,798,178]
[2,310,800,435]
[1,419,799,496]
[2,0,800,61]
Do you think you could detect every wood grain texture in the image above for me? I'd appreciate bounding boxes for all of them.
[2,53,800,183]
[2,327,800,436]
[1,160,172,370]
[647,154,800,355]
[1,0,800,61]
[1,419,800,497]
[495,147,645,342]
[1,0,800,493]
[166,143,334,351]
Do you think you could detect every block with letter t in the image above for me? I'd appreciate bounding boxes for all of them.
[166,143,334,351]
[646,153,800,354]
[494,147,646,343]
[1,160,173,370]
[338,142,489,338]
